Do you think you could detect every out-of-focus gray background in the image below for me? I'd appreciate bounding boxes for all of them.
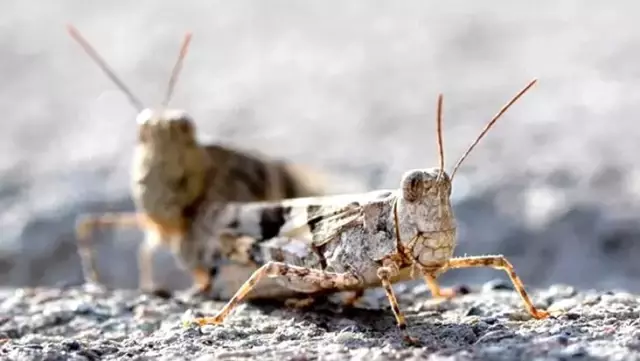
[2,0,640,293]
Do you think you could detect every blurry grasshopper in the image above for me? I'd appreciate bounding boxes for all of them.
[67,25,326,296]
[187,79,551,344]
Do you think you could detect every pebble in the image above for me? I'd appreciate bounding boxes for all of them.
[546,284,577,298]
[601,292,637,305]
[563,312,581,321]
[464,306,484,317]
[482,317,498,325]
[62,339,82,351]
[553,333,570,346]
[454,284,473,295]
[548,298,579,313]
[482,279,514,292]
[71,301,95,315]
[334,331,359,344]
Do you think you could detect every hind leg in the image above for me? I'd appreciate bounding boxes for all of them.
[192,261,362,325]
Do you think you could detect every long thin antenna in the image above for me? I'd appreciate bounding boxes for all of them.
[66,24,145,111]
[435,93,445,180]
[161,32,193,108]
[450,79,538,181]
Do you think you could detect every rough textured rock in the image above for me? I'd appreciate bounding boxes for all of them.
[1,284,639,360]
[3,0,640,332]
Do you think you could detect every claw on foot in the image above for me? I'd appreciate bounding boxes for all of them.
[532,309,551,319]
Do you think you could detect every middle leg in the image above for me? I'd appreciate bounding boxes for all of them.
[421,272,470,299]
[377,258,419,345]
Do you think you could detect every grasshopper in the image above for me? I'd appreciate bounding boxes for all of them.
[188,79,551,344]
[67,25,327,296]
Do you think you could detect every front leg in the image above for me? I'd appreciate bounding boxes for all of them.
[137,234,178,299]
[138,235,157,293]
[192,261,362,325]
[377,258,419,345]
[75,212,142,286]
[443,255,550,319]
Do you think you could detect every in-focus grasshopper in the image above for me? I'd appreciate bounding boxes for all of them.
[66,25,327,296]
[187,79,551,344]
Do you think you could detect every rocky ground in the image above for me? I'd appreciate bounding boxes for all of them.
[1,282,639,361]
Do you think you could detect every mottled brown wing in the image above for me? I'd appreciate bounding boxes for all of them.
[280,191,398,247]
[306,192,399,247]
[292,203,364,247]
[203,144,326,201]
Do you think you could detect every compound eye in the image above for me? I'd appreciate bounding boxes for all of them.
[177,119,192,133]
[401,170,424,202]
[409,176,420,192]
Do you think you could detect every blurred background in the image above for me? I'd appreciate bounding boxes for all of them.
[1,0,640,294]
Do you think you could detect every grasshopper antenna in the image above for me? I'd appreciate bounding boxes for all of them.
[161,32,193,108]
[66,24,145,112]
[449,79,537,182]
[435,93,445,181]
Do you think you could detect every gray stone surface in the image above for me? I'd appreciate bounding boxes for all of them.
[1,284,639,360]
[2,3,640,358]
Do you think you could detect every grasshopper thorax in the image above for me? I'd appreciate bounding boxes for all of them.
[131,108,210,231]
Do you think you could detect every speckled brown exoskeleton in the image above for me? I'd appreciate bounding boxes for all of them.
[66,25,327,297]
[187,79,552,345]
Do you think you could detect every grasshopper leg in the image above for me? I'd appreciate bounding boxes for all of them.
[137,233,159,293]
[377,258,420,345]
[75,212,141,287]
[180,266,219,301]
[137,233,178,298]
[342,289,365,307]
[443,255,550,319]
[75,212,177,297]
[192,261,362,325]
[284,296,316,309]
[421,273,468,299]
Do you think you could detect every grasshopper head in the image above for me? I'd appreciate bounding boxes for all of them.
[397,167,456,269]
[397,81,538,270]
[131,108,208,229]
[136,108,197,148]
[68,25,206,230]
